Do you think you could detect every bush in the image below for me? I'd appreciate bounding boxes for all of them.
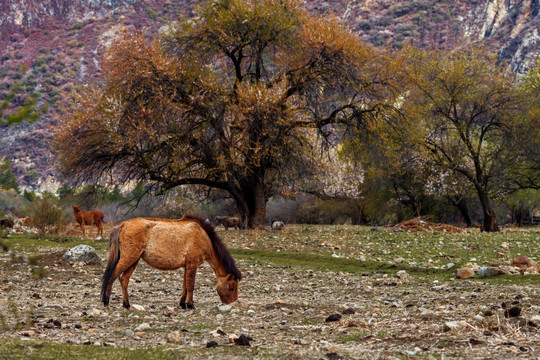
[30,197,65,234]
[72,21,84,30]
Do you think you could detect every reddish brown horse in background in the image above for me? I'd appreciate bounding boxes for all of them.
[72,205,105,237]
[101,215,242,309]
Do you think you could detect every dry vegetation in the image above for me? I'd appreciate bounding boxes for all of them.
[2,225,540,359]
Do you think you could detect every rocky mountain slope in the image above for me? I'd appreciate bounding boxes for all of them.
[0,0,539,191]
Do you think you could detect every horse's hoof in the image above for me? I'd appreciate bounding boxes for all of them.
[187,302,195,310]
[123,301,131,309]
[180,302,187,309]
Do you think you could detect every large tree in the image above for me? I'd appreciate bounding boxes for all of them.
[55,0,394,228]
[401,47,522,232]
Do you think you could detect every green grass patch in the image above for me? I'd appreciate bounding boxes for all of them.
[0,339,176,359]
[2,234,108,251]
[230,248,451,277]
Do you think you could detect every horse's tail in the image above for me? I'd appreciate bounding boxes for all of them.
[101,226,122,305]
[183,215,242,281]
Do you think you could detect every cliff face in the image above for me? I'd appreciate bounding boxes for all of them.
[0,0,539,191]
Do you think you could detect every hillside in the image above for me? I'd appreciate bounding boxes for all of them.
[0,0,539,191]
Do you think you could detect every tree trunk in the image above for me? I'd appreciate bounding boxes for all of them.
[477,189,499,232]
[232,177,267,229]
[452,197,472,227]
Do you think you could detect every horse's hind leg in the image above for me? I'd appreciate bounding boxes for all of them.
[120,259,139,309]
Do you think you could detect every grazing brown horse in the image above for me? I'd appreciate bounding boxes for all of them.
[20,217,32,226]
[72,205,105,237]
[221,217,243,230]
[101,215,242,309]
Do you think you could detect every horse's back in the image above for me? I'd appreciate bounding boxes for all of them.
[120,218,211,270]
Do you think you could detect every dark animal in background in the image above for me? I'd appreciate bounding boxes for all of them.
[0,218,14,228]
[271,219,285,231]
[213,216,228,227]
[101,215,242,309]
[221,217,243,230]
[72,205,105,237]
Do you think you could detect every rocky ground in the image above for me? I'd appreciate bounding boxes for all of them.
[1,226,540,359]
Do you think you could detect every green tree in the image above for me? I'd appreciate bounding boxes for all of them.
[55,0,395,228]
[0,159,19,193]
[401,47,522,232]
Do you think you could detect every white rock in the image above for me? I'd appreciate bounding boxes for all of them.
[63,245,102,264]
[443,321,467,331]
[135,323,150,331]
[473,315,484,322]
[167,331,181,343]
[218,304,232,312]
[131,304,145,311]
[396,270,409,278]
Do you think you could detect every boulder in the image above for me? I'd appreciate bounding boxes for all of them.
[456,267,474,279]
[63,245,101,264]
[512,256,530,268]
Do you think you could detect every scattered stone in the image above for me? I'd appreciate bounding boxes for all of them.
[89,309,102,317]
[396,270,408,278]
[125,329,134,336]
[206,340,219,348]
[326,353,343,360]
[21,330,35,337]
[443,321,467,331]
[134,331,145,337]
[484,267,506,277]
[477,267,488,276]
[167,331,181,343]
[342,308,355,315]
[63,245,101,264]
[504,306,521,318]
[218,304,232,312]
[325,314,342,322]
[529,315,540,327]
[445,262,455,269]
[234,333,250,346]
[135,323,150,331]
[473,315,484,322]
[456,268,474,279]
[32,293,41,299]
[512,256,530,267]
[431,285,444,291]
[131,304,145,311]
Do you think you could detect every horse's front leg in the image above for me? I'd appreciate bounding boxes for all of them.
[181,264,198,309]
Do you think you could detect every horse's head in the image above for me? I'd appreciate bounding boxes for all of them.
[216,273,239,304]
[72,205,81,213]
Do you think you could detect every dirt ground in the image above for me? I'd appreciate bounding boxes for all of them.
[2,227,540,359]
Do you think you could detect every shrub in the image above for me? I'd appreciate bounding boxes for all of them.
[24,170,39,183]
[30,197,65,234]
[72,21,84,30]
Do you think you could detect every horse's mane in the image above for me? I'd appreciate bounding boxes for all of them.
[182,215,242,281]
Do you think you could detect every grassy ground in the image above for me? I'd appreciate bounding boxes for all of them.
[1,225,540,359]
